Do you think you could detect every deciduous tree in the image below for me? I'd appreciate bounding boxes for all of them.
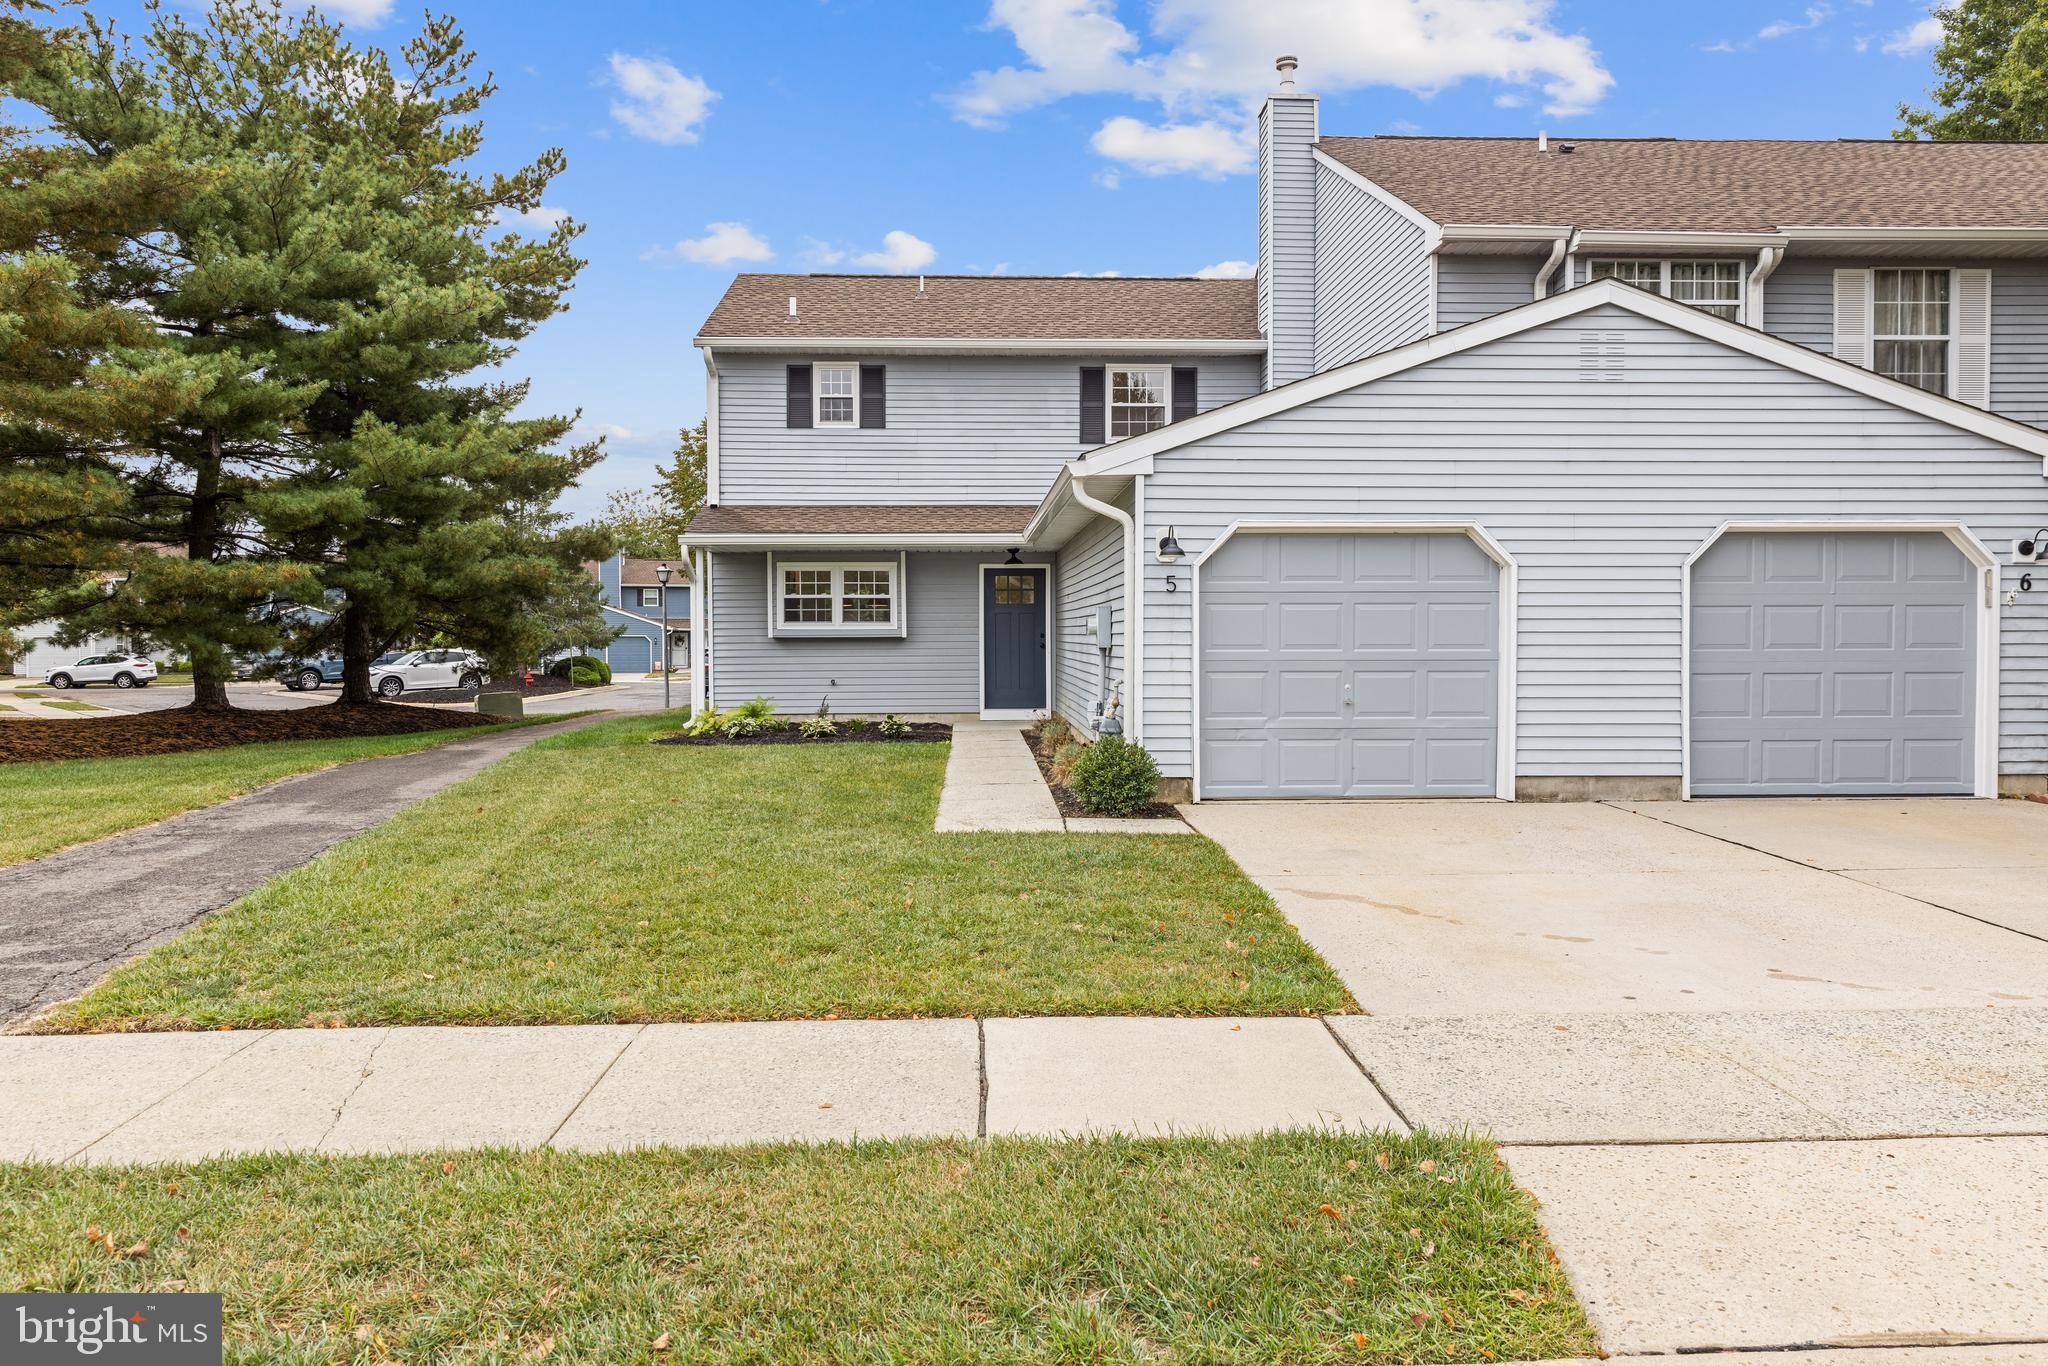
[1896,0,2048,139]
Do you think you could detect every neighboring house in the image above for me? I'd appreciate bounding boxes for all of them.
[7,628,139,678]
[683,59,2048,802]
[586,553,691,674]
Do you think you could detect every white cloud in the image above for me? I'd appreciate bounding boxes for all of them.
[493,205,571,234]
[647,221,773,267]
[1758,5,1830,39]
[573,421,637,442]
[1093,168,1122,189]
[1702,39,1740,52]
[949,0,1615,178]
[1061,269,1124,277]
[1091,115,1254,177]
[1882,14,1942,54]
[1192,259,1255,279]
[1494,92,1526,107]
[853,230,938,271]
[318,0,396,20]
[606,53,717,145]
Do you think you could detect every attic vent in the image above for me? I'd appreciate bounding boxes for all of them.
[1557,142,1576,154]
[1577,331,1624,382]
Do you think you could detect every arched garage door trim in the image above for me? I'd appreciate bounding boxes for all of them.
[1680,520,1999,800]
[1190,521,1519,802]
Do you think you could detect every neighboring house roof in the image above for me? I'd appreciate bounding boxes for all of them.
[695,274,1262,346]
[1315,136,2048,232]
[1028,277,2048,546]
[619,557,690,586]
[602,603,687,629]
[683,503,1038,547]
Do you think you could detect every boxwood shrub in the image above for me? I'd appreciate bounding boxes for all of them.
[1067,735,1160,816]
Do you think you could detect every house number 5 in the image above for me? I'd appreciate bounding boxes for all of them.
[1164,575,1178,593]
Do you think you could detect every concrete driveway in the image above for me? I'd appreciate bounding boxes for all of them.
[1182,795,2048,1355]
[1182,797,2048,1015]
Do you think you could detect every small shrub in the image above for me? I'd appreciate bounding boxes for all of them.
[878,714,911,738]
[683,708,727,737]
[1067,735,1161,816]
[548,655,612,686]
[799,714,838,739]
[718,712,765,738]
[843,716,870,734]
[1035,715,1071,747]
[1049,740,1086,785]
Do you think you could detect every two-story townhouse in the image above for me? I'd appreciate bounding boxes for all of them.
[685,58,2048,804]
[586,553,691,674]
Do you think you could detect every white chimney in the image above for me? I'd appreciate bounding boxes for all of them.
[1537,130,1548,152]
[1257,56,1317,389]
[1274,54,1298,92]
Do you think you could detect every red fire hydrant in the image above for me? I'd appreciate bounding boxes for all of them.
[524,669,535,688]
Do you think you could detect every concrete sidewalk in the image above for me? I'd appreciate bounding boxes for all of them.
[0,713,609,1026]
[0,1016,1402,1163]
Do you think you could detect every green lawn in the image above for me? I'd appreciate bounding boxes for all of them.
[38,697,105,712]
[0,1133,1590,1364]
[47,713,1352,1029]
[0,721,549,868]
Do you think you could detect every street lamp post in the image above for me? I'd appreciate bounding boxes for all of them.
[655,561,672,711]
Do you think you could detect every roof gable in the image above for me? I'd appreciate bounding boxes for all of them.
[1315,136,2048,233]
[1062,278,2048,486]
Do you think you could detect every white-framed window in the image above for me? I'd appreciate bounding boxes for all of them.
[638,587,660,608]
[1872,267,1951,395]
[1589,259,1744,321]
[814,363,857,427]
[776,561,899,631]
[1109,365,1170,439]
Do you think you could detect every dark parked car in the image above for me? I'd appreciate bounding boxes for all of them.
[275,652,404,691]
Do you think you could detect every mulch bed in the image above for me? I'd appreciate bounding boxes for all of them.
[1022,727,1182,820]
[658,722,952,748]
[0,702,502,764]
[400,674,585,704]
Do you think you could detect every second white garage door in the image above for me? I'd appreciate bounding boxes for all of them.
[1199,531,1501,798]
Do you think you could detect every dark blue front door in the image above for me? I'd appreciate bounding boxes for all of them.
[983,568,1047,711]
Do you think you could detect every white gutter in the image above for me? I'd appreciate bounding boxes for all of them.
[689,336,1268,356]
[1747,244,1785,323]
[1067,467,1140,742]
[683,533,1026,551]
[1533,233,1570,300]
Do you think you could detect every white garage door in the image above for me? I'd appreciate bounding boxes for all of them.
[1199,531,1500,798]
[1689,531,1977,796]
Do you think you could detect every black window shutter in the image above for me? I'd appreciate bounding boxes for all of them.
[1078,366,1105,444]
[1171,367,1197,423]
[785,365,812,429]
[859,365,886,429]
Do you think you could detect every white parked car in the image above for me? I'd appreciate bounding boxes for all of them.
[44,653,158,689]
[367,649,486,698]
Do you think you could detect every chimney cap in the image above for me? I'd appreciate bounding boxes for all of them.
[1274,54,1299,91]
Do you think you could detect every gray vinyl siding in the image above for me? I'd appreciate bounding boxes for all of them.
[1259,95,1318,389]
[1134,302,2048,783]
[1051,496,1127,734]
[713,353,1260,505]
[706,550,980,714]
[1760,256,2048,430]
[1312,159,1432,369]
[1436,256,1539,331]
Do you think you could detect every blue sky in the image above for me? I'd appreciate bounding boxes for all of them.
[125,0,1956,515]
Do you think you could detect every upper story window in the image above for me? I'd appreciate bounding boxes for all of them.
[814,364,857,426]
[1110,366,1169,439]
[776,561,899,632]
[1872,268,1950,395]
[638,587,660,608]
[1590,259,1743,321]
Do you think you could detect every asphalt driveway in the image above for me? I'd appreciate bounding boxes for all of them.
[1181,796,2048,1014]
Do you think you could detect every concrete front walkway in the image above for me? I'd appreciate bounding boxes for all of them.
[933,718,1191,833]
[0,713,609,1026]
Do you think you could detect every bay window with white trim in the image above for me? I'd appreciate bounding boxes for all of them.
[1872,267,1951,395]
[1589,259,1744,321]
[770,557,904,635]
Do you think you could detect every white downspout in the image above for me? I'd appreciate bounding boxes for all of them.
[1747,245,1784,326]
[700,346,721,506]
[1068,467,1139,742]
[1533,232,1570,300]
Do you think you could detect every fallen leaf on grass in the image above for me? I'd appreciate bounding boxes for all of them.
[1351,1333,1368,1350]
[1418,1159,1436,1174]
[1317,1204,1342,1220]
[650,1332,671,1352]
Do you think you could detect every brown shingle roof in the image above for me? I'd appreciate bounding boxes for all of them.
[619,557,689,586]
[696,274,1261,342]
[1317,137,2048,232]
[684,504,1038,538]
